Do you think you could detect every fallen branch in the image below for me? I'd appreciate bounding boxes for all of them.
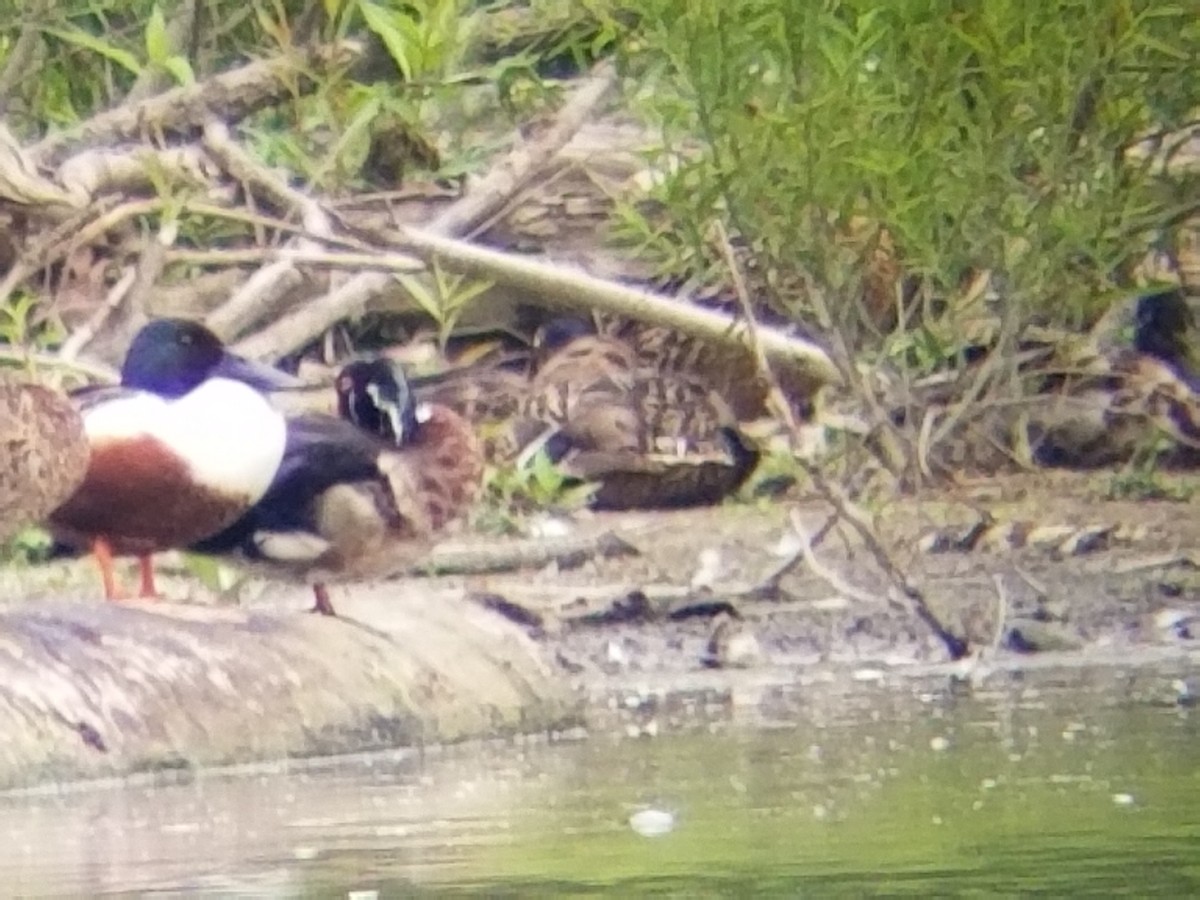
[232,59,617,360]
[202,118,341,340]
[31,42,363,165]
[429,60,618,238]
[405,528,638,576]
[166,247,426,271]
[399,227,843,385]
[58,266,137,361]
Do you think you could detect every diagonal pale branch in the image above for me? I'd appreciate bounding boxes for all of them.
[232,59,619,361]
[399,227,844,385]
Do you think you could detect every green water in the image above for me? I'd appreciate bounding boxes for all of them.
[3,664,1197,896]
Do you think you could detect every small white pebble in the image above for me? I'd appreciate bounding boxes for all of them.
[527,515,573,539]
[347,892,379,900]
[852,668,885,682]
[930,736,950,752]
[773,531,804,558]
[629,808,675,837]
[607,642,628,667]
[1112,793,1135,807]
[293,847,319,861]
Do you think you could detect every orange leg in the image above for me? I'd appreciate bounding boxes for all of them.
[310,583,338,617]
[92,537,126,601]
[137,555,159,600]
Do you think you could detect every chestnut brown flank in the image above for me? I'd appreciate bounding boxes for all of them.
[50,435,250,555]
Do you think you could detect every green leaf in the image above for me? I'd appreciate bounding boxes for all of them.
[164,56,195,85]
[145,6,169,65]
[42,26,142,74]
[358,0,414,80]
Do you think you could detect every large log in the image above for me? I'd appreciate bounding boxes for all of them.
[0,592,577,790]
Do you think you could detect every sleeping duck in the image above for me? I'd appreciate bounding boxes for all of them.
[418,316,765,509]
[0,378,90,543]
[48,318,294,600]
[193,358,483,616]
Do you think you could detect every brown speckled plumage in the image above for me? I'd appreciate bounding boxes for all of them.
[0,380,89,542]
[414,321,764,509]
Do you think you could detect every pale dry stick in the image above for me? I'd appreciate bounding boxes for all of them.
[56,145,219,206]
[989,573,1010,655]
[234,60,620,359]
[750,512,839,594]
[399,228,843,384]
[710,217,803,433]
[184,202,381,253]
[166,247,427,271]
[429,60,619,238]
[0,122,81,207]
[0,198,130,309]
[60,217,180,360]
[788,509,882,608]
[57,266,138,360]
[203,119,341,340]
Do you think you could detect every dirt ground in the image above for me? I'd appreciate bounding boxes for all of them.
[435,470,1200,691]
[5,470,1198,705]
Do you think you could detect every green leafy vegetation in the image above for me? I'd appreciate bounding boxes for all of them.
[614,0,1198,355]
[474,449,597,533]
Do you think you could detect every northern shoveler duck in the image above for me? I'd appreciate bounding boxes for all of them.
[48,318,295,600]
[417,316,766,509]
[0,378,90,543]
[193,358,484,616]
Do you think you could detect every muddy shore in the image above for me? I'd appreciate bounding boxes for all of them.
[0,471,1196,789]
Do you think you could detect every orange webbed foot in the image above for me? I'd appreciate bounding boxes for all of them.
[137,554,160,600]
[92,537,128,601]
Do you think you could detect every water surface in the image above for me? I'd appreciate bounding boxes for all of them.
[3,663,1197,896]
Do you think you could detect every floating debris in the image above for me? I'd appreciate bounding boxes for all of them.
[629,808,676,837]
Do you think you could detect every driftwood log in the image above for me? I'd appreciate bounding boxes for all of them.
[0,593,577,791]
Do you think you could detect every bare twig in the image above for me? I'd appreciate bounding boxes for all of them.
[788,510,884,607]
[0,198,133,309]
[989,573,1009,654]
[165,247,425,271]
[751,513,838,593]
[57,266,138,360]
[429,60,618,238]
[232,59,619,358]
[712,217,801,432]
[202,119,344,341]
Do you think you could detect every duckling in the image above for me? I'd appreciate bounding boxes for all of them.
[47,318,295,600]
[0,378,90,543]
[193,358,483,616]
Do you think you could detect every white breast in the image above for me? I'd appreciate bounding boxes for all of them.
[83,379,287,502]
